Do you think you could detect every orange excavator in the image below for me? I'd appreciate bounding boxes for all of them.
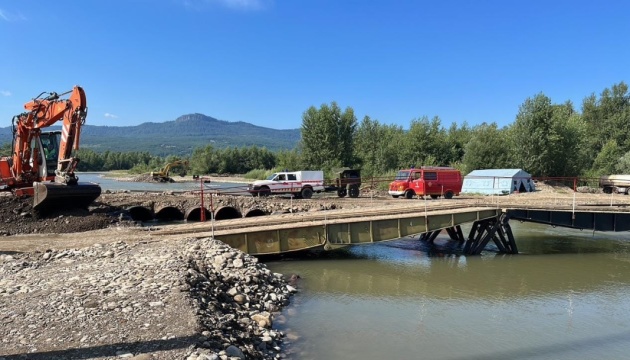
[0,86,101,211]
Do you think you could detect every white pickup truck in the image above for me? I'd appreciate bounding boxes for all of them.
[247,170,324,199]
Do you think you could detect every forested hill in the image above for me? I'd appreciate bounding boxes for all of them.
[0,113,301,156]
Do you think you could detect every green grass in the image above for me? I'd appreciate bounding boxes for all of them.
[243,168,275,180]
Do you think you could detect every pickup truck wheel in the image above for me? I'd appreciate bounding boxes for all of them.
[404,190,415,199]
[337,188,347,198]
[444,191,454,199]
[348,185,360,198]
[259,187,271,197]
[301,187,313,199]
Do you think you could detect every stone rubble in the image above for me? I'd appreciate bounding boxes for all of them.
[0,238,296,359]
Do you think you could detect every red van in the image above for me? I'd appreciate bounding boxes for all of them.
[388,167,463,199]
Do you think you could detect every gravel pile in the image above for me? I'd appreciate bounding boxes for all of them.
[0,238,296,360]
[129,174,158,183]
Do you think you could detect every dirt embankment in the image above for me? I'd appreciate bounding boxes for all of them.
[0,193,128,236]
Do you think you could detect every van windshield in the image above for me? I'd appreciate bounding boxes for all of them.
[394,171,410,180]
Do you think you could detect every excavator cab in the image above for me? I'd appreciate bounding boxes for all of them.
[40,131,60,178]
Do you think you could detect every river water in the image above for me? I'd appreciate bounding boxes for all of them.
[267,223,630,360]
[77,172,248,194]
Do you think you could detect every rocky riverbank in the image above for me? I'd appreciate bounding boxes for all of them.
[0,238,296,359]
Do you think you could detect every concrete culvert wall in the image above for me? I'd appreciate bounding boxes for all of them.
[155,206,184,221]
[126,206,154,222]
[185,206,212,222]
[214,206,242,220]
[244,208,266,218]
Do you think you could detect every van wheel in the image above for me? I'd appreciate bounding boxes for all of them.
[444,191,454,199]
[404,190,415,199]
[348,185,360,198]
[337,188,347,198]
[430,195,439,199]
[301,187,313,199]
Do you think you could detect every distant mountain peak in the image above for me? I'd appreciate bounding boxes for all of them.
[175,113,221,123]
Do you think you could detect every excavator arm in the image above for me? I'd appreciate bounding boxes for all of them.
[1,86,100,211]
[15,86,87,184]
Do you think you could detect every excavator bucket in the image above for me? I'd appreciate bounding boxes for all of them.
[33,181,102,211]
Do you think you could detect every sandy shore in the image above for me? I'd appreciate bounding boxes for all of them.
[100,171,251,184]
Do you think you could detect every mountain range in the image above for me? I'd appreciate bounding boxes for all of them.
[0,114,301,156]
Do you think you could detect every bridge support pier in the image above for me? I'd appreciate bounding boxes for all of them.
[463,214,517,255]
[419,225,466,244]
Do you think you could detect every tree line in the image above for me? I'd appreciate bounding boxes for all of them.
[1,82,628,179]
[300,82,630,179]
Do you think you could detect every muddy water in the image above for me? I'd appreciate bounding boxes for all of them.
[78,172,248,193]
[267,222,630,360]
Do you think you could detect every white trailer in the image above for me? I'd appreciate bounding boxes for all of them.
[599,175,630,194]
[247,170,325,199]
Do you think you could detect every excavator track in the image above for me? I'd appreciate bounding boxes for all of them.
[33,181,102,211]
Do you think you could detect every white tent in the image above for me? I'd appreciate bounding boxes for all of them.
[462,169,535,195]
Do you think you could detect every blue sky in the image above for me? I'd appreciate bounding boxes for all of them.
[1,0,629,130]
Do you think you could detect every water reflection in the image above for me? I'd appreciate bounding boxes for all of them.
[267,223,630,360]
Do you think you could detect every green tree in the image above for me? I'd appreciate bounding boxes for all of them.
[401,116,449,167]
[510,94,583,177]
[582,82,630,159]
[616,151,630,173]
[354,116,381,176]
[461,123,510,174]
[592,140,623,176]
[276,148,302,171]
[445,121,472,166]
[190,145,219,175]
[300,102,357,170]
[0,142,10,156]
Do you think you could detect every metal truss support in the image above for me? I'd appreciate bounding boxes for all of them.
[463,214,517,255]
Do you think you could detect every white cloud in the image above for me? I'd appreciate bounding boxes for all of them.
[219,0,265,10]
[0,9,26,22]
[104,113,118,119]
[1,90,11,97]
[183,0,269,11]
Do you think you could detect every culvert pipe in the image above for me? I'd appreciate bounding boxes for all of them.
[185,206,212,222]
[214,206,242,220]
[244,208,266,218]
[155,205,184,221]
[126,206,154,221]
